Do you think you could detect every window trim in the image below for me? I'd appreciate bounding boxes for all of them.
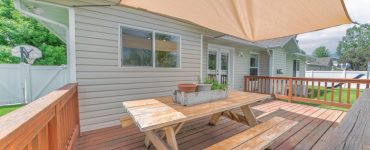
[118,24,182,69]
[250,53,259,76]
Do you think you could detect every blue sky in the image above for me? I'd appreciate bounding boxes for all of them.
[297,0,370,55]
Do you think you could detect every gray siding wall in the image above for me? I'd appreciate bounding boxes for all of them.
[272,48,306,77]
[271,48,288,76]
[286,54,306,77]
[258,51,270,76]
[233,48,250,90]
[286,53,294,76]
[234,49,269,90]
[74,6,203,132]
[70,1,300,132]
[298,56,307,77]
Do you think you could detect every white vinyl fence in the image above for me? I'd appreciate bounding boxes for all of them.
[305,70,370,89]
[0,63,69,106]
[305,70,369,79]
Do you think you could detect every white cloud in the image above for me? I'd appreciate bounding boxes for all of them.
[297,0,370,55]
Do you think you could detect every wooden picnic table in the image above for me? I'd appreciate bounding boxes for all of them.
[122,91,271,150]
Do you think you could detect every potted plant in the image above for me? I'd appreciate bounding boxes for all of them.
[177,83,197,93]
[197,78,213,91]
[211,82,228,91]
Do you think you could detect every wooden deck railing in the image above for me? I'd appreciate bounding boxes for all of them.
[245,76,370,108]
[0,83,79,150]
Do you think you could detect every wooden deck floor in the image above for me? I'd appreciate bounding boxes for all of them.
[75,100,346,150]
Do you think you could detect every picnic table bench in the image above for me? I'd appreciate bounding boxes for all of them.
[121,91,298,150]
[314,88,370,150]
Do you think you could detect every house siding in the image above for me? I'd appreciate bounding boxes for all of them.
[48,0,301,132]
[286,53,294,76]
[233,48,250,90]
[272,48,305,77]
[258,51,270,76]
[271,48,288,76]
[286,53,306,77]
[74,6,203,132]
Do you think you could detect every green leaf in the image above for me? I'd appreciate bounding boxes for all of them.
[0,0,66,65]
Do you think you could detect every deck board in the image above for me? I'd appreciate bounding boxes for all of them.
[75,100,345,150]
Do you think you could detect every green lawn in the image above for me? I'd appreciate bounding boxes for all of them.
[307,86,361,104]
[0,104,23,116]
[282,86,363,111]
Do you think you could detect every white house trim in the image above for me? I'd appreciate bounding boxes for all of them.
[200,34,203,83]
[68,8,76,83]
[13,0,68,31]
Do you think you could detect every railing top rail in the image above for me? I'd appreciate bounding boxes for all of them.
[0,83,77,144]
[245,76,370,83]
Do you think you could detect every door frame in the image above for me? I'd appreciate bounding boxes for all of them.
[207,44,234,88]
[293,59,300,77]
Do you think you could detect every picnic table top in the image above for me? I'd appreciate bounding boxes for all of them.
[122,91,271,132]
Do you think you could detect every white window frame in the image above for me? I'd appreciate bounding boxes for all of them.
[250,52,259,76]
[118,24,182,69]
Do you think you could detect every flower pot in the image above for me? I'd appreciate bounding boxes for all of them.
[197,84,212,91]
[177,84,197,93]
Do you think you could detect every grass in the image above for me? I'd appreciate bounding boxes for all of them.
[280,86,363,111]
[308,86,360,104]
[0,104,24,116]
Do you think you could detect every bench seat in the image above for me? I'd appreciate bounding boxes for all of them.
[205,116,297,150]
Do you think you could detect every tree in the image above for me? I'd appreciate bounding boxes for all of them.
[313,46,330,58]
[337,24,370,70]
[0,0,66,65]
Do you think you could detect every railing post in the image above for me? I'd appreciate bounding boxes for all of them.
[48,104,62,150]
[288,78,293,103]
[244,76,249,92]
[244,76,246,92]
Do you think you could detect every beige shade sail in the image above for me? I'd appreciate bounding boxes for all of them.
[119,0,351,41]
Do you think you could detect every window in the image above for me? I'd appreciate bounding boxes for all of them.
[121,27,153,67]
[208,51,217,70]
[120,26,181,68]
[155,33,180,68]
[250,54,258,76]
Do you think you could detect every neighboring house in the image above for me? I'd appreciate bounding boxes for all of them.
[14,0,310,132]
[306,57,338,71]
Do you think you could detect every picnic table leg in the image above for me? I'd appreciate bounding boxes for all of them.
[144,137,150,147]
[145,123,184,148]
[144,130,170,150]
[209,112,222,126]
[163,127,179,150]
[240,105,258,127]
[174,122,184,134]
